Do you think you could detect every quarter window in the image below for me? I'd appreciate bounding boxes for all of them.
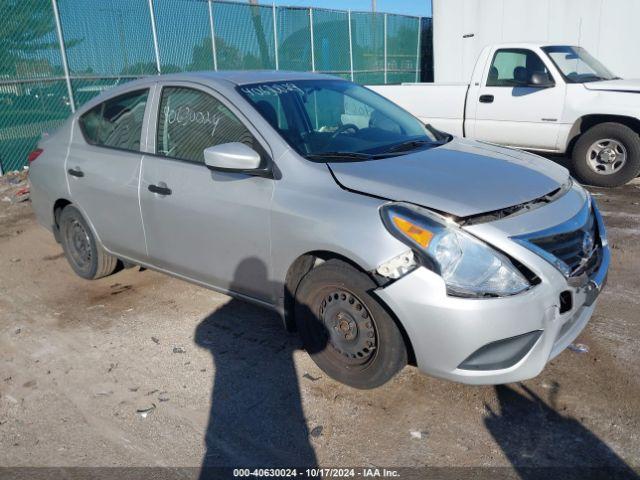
[78,89,149,151]
[156,87,255,163]
[487,49,552,87]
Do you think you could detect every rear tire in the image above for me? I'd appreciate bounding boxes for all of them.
[571,122,640,187]
[59,205,117,280]
[295,259,407,389]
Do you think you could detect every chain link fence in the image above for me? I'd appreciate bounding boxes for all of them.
[0,0,428,173]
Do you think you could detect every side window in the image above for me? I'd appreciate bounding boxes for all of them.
[157,87,255,163]
[487,49,552,87]
[78,89,149,151]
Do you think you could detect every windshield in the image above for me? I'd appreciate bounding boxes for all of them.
[237,79,441,160]
[542,46,617,83]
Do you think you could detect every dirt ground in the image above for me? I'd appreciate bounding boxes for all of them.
[0,174,639,476]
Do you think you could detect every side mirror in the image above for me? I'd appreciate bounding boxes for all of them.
[203,142,265,174]
[530,72,555,88]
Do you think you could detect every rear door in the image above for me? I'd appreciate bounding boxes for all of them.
[67,87,152,259]
[139,83,274,302]
[471,48,565,150]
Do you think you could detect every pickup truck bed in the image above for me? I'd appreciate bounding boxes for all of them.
[370,84,468,137]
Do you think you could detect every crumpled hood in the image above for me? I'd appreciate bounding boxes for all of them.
[328,137,570,217]
[583,79,640,93]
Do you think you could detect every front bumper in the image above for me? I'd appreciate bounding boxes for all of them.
[375,192,609,385]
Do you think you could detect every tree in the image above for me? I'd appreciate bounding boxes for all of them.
[0,0,81,78]
[190,36,248,71]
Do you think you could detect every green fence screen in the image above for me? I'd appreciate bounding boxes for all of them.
[312,9,350,78]
[0,0,428,173]
[278,7,312,72]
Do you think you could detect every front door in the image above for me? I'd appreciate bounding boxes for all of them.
[471,48,566,150]
[66,88,150,259]
[139,84,274,302]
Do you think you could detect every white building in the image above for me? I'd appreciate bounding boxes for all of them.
[433,0,640,83]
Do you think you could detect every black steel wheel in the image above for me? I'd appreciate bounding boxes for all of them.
[295,259,407,389]
[59,205,117,280]
[318,286,378,367]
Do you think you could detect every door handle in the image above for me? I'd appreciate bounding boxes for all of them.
[148,183,172,196]
[479,95,494,104]
[67,167,84,178]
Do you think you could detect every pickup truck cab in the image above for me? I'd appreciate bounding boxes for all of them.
[372,43,640,187]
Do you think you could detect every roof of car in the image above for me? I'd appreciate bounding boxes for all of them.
[154,70,342,86]
[76,70,345,113]
[488,42,578,49]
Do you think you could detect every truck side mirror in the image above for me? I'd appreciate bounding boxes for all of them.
[530,72,555,88]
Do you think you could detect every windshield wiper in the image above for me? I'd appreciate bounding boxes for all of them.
[305,143,441,162]
[305,151,373,161]
[580,74,606,82]
[384,139,438,154]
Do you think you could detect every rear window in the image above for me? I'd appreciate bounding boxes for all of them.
[78,89,149,151]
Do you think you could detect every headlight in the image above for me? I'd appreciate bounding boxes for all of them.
[380,203,530,297]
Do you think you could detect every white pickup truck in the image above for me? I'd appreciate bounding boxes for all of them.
[371,43,640,187]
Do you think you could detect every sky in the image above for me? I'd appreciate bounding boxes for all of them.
[272,0,431,17]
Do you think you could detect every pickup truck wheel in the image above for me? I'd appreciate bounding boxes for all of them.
[572,122,640,187]
[59,205,117,280]
[295,259,407,389]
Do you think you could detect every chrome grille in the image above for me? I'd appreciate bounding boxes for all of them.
[513,198,603,278]
[530,211,599,276]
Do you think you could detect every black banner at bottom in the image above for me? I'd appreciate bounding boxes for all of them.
[0,467,638,480]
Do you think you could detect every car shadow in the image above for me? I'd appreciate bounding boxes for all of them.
[194,257,326,476]
[484,384,638,479]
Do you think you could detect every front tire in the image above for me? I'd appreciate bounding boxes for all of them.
[59,205,117,280]
[571,122,640,187]
[295,259,407,389]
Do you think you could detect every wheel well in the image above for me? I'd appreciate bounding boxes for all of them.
[568,114,640,155]
[283,251,416,366]
[283,251,364,332]
[52,198,72,242]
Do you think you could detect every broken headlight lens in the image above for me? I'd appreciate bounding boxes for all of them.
[380,203,530,297]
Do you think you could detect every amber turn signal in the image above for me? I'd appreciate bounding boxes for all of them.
[392,216,434,248]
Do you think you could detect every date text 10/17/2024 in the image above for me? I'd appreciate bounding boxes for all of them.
[232,468,400,478]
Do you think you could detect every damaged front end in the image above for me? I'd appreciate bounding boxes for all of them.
[459,178,574,226]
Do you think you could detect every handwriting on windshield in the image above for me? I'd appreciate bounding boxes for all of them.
[240,82,304,97]
[164,105,222,137]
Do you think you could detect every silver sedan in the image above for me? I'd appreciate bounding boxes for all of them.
[29,71,609,389]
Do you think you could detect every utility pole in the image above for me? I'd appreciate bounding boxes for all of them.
[371,0,376,12]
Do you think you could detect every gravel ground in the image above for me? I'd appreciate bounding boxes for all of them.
[0,175,639,476]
